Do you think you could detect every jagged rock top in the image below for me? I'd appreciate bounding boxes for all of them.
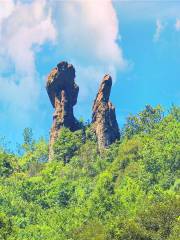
[92,74,112,122]
[46,61,79,108]
[93,74,112,105]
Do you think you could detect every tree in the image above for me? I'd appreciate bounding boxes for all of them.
[22,128,34,152]
[169,104,180,122]
[73,220,106,240]
[0,213,14,240]
[123,105,164,139]
[0,152,17,177]
[53,128,83,163]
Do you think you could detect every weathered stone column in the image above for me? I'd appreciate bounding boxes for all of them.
[92,74,120,148]
[46,62,79,160]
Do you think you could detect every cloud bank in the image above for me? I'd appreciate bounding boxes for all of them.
[50,0,127,99]
[0,0,56,122]
[52,0,125,67]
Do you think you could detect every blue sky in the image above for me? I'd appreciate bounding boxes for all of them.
[0,0,180,148]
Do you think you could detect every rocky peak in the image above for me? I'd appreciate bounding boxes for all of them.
[46,61,79,109]
[46,61,79,160]
[92,74,120,148]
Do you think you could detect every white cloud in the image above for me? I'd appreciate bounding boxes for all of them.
[175,19,180,31]
[1,0,56,74]
[54,0,126,67]
[0,0,14,25]
[0,0,56,119]
[153,19,165,42]
[50,0,127,100]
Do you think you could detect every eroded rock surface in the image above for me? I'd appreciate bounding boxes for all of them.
[92,74,120,148]
[46,61,79,159]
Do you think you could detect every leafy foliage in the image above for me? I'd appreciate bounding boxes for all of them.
[0,105,179,240]
[123,105,164,139]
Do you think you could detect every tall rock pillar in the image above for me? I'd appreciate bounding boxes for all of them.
[46,61,79,160]
[92,74,120,149]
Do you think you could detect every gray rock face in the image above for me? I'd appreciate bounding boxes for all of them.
[92,74,120,148]
[46,61,79,160]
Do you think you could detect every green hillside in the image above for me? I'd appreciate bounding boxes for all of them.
[0,105,179,240]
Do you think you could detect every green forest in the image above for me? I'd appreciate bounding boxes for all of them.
[0,105,180,240]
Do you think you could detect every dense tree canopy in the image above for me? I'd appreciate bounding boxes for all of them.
[0,105,179,240]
